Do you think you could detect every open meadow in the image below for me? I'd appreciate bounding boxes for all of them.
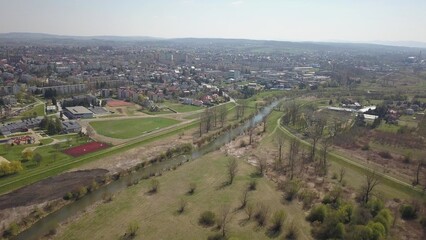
[56,151,311,240]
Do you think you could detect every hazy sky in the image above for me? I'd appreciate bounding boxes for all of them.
[1,0,426,42]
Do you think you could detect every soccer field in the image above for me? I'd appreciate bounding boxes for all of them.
[90,117,181,139]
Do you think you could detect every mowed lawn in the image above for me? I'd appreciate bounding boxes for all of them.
[90,118,181,139]
[56,152,312,240]
[167,103,203,113]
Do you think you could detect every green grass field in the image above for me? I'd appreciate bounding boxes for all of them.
[141,109,173,115]
[9,103,45,122]
[166,102,203,113]
[90,118,181,139]
[56,151,311,240]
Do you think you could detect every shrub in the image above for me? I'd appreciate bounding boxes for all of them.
[3,222,20,237]
[306,204,327,223]
[402,154,411,164]
[361,144,370,151]
[374,209,393,233]
[199,211,216,226]
[77,186,88,199]
[285,221,299,240]
[268,210,286,235]
[281,180,301,202]
[188,183,196,195]
[248,180,257,191]
[63,192,73,200]
[298,189,317,209]
[125,222,139,238]
[254,203,269,227]
[366,197,384,217]
[239,140,247,148]
[367,221,386,240]
[102,192,114,203]
[400,204,418,220]
[149,179,159,193]
[378,151,392,159]
[321,187,342,209]
[177,198,187,214]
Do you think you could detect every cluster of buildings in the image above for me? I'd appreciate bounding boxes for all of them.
[0,38,425,137]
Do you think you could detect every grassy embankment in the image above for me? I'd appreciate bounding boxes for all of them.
[56,151,312,240]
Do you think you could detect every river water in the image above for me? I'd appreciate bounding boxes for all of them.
[17,99,281,240]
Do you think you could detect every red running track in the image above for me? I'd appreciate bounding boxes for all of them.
[63,142,110,157]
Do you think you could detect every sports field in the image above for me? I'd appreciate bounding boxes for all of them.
[90,117,180,139]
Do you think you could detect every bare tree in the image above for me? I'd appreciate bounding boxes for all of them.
[414,159,425,185]
[361,171,380,203]
[307,118,326,161]
[275,131,285,164]
[204,108,213,133]
[339,167,346,183]
[245,203,254,220]
[199,108,214,136]
[319,137,332,176]
[241,101,247,118]
[236,105,243,120]
[239,188,249,209]
[262,115,268,133]
[212,107,218,128]
[217,205,232,238]
[199,113,204,136]
[219,105,228,128]
[248,126,255,145]
[288,139,300,180]
[227,158,238,185]
[257,158,267,176]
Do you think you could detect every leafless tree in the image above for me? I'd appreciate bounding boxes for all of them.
[245,203,254,220]
[339,167,346,183]
[258,157,267,176]
[241,102,247,118]
[219,105,228,128]
[227,158,238,185]
[319,137,332,176]
[236,105,243,120]
[307,118,326,161]
[262,115,268,133]
[275,131,285,164]
[217,205,232,238]
[248,126,255,145]
[361,171,380,203]
[239,188,249,209]
[288,139,300,180]
[212,107,218,128]
[414,159,425,185]
[199,108,214,136]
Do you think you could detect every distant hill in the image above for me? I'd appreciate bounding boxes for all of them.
[0,32,162,42]
[372,41,426,49]
[0,32,424,53]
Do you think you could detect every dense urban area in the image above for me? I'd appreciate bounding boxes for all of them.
[0,34,425,240]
